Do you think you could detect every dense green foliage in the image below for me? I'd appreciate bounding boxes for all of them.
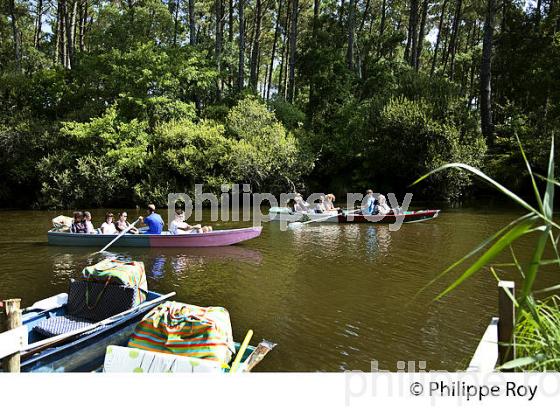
[0,0,558,207]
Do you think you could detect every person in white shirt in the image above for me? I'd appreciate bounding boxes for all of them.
[293,194,310,213]
[170,210,212,234]
[324,194,339,212]
[100,213,117,234]
[377,195,392,215]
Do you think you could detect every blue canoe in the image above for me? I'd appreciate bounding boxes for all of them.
[3,291,274,372]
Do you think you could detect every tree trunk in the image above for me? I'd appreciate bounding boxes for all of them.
[287,0,298,102]
[173,0,181,46]
[347,0,355,69]
[215,0,223,97]
[34,0,44,49]
[377,0,387,56]
[480,0,496,143]
[78,0,88,52]
[8,0,21,70]
[250,0,262,89]
[189,0,196,45]
[359,0,370,33]
[448,0,462,79]
[229,0,234,43]
[415,0,429,70]
[267,0,283,100]
[238,0,245,90]
[406,0,419,67]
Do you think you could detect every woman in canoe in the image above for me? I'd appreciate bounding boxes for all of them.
[83,211,96,234]
[100,213,118,234]
[116,212,139,234]
[361,189,379,215]
[324,194,339,212]
[169,209,212,234]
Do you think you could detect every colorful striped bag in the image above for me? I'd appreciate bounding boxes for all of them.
[128,301,236,365]
[82,259,148,306]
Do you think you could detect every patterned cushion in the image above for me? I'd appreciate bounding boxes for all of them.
[34,315,94,338]
[66,279,137,322]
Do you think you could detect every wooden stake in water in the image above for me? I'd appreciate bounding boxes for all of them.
[2,298,22,373]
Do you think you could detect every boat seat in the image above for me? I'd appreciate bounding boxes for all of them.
[34,315,94,338]
[33,280,137,338]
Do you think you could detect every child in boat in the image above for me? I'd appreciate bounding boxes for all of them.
[314,196,327,214]
[116,212,139,234]
[100,213,117,234]
[71,211,87,233]
[83,211,96,234]
[293,194,310,213]
[169,209,212,234]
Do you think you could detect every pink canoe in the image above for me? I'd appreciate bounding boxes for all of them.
[47,226,263,248]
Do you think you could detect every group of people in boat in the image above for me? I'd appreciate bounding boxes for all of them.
[292,190,397,216]
[70,205,212,235]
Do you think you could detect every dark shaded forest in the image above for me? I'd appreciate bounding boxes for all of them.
[0,0,558,208]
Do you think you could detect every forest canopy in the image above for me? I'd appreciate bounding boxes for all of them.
[0,0,559,208]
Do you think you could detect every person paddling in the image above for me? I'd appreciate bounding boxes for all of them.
[139,204,164,235]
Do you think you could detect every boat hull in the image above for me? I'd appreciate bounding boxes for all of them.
[47,226,263,247]
[338,210,440,223]
[268,207,339,223]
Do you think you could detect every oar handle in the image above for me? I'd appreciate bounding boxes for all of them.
[230,329,253,373]
[97,217,141,254]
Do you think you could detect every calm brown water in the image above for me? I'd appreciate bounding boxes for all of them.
[0,207,555,371]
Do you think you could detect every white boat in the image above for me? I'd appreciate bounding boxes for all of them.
[268,207,339,223]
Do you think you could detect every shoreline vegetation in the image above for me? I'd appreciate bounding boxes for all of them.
[1,0,558,210]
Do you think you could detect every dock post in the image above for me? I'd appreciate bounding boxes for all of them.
[497,281,515,369]
[1,298,22,373]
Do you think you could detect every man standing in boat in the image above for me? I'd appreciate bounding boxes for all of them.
[139,204,164,234]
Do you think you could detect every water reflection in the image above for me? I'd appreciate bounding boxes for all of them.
[48,246,263,281]
[289,224,392,260]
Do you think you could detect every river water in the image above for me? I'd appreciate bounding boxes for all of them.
[0,206,555,371]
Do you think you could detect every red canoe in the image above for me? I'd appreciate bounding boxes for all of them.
[338,210,440,223]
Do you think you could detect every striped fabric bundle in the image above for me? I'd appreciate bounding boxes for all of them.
[82,259,148,305]
[128,301,236,365]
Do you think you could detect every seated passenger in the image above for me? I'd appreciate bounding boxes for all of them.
[377,195,392,215]
[314,196,327,214]
[100,213,117,234]
[116,212,139,234]
[71,211,87,233]
[293,194,310,213]
[139,204,164,235]
[169,210,212,234]
[83,211,96,234]
[324,194,339,212]
[361,189,379,216]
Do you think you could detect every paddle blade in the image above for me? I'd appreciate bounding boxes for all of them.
[288,222,304,229]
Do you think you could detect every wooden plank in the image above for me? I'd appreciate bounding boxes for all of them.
[466,317,498,372]
[0,325,28,359]
[498,280,516,368]
[2,299,23,372]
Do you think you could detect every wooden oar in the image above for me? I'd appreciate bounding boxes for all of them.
[288,209,361,229]
[21,292,176,358]
[243,340,277,372]
[230,329,253,373]
[93,218,141,255]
